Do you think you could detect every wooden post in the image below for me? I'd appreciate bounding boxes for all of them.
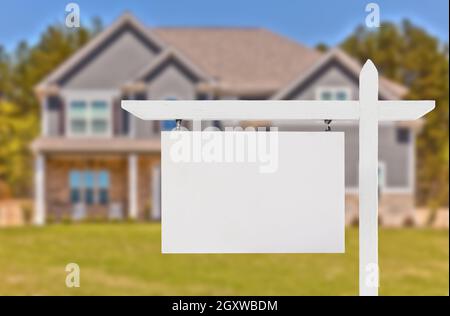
[359,60,379,296]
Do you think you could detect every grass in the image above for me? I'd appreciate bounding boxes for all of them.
[0,224,448,296]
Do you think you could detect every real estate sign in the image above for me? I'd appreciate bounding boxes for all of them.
[161,131,345,253]
[123,60,435,295]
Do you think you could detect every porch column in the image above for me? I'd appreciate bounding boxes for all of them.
[34,154,46,225]
[128,153,138,219]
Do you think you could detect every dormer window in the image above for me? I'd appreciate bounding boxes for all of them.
[316,87,351,100]
[336,90,349,100]
[320,91,333,100]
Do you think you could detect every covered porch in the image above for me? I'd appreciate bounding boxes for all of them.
[31,137,161,224]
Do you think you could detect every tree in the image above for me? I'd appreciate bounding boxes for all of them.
[0,19,101,197]
[341,20,449,209]
[315,43,329,52]
[0,46,11,97]
[0,100,37,198]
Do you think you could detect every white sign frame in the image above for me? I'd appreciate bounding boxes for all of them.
[122,60,435,296]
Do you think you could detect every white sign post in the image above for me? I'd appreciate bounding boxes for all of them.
[122,60,435,296]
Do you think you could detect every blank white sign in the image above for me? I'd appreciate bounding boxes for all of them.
[162,131,345,253]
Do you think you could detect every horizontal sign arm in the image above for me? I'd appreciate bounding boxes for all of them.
[121,100,434,121]
[378,101,435,121]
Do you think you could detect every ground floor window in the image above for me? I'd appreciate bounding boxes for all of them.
[98,171,110,205]
[69,170,110,205]
[69,171,82,203]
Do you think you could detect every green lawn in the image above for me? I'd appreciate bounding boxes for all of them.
[0,224,448,295]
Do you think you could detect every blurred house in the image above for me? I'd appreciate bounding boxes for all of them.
[32,13,416,226]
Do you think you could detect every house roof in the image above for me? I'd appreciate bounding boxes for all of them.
[130,48,211,84]
[273,48,408,100]
[154,27,323,96]
[35,13,407,99]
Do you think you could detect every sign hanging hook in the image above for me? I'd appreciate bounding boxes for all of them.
[324,119,332,131]
[176,119,182,131]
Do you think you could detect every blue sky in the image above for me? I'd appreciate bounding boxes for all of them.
[0,0,448,52]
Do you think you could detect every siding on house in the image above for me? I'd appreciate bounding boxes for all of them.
[283,60,359,100]
[46,95,65,136]
[146,62,198,100]
[61,28,159,89]
[133,58,199,138]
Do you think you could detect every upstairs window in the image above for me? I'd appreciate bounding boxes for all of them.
[336,90,349,100]
[320,91,333,100]
[68,100,110,136]
[161,120,177,131]
[69,101,88,134]
[91,101,109,134]
[317,87,351,100]
[161,96,178,131]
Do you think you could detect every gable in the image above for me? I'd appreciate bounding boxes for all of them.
[146,58,199,100]
[283,59,359,100]
[273,49,407,100]
[143,56,203,84]
[61,25,160,89]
